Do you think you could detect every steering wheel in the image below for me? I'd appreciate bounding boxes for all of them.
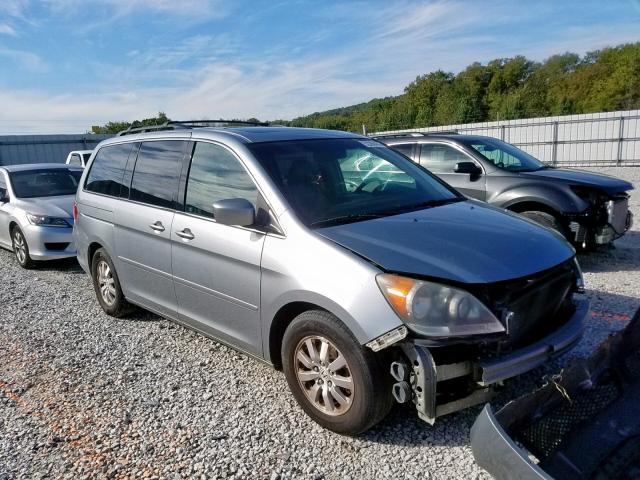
[354,178,384,194]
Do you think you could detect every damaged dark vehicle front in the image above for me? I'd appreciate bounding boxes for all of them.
[378,133,634,249]
[471,306,640,479]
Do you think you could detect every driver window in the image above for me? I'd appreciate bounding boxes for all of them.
[338,149,413,192]
[419,144,470,173]
[471,143,523,169]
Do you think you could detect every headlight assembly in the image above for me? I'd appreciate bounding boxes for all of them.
[26,214,71,227]
[376,274,505,337]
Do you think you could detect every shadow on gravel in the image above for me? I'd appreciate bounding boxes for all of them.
[577,231,639,273]
[32,257,85,273]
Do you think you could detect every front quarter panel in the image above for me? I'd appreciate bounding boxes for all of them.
[486,176,589,214]
[260,211,404,362]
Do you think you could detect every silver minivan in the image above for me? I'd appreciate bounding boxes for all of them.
[74,122,588,434]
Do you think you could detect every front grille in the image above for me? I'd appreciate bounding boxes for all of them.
[44,242,70,251]
[488,262,575,348]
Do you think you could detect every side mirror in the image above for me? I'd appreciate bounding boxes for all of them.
[454,162,482,176]
[0,188,8,203]
[213,198,255,227]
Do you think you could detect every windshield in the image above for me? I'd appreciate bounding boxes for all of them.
[461,138,547,172]
[248,138,461,227]
[9,169,82,198]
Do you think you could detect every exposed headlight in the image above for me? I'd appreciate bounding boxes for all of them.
[376,274,505,337]
[26,214,71,227]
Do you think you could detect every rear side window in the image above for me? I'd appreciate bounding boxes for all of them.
[184,142,258,219]
[85,143,134,196]
[419,144,471,173]
[391,143,415,160]
[130,140,185,209]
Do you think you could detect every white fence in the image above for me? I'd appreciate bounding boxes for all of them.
[373,109,640,167]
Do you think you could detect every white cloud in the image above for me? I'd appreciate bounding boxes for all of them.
[0,0,28,18]
[0,23,18,36]
[0,47,47,72]
[43,0,228,20]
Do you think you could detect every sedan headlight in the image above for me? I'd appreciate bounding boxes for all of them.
[26,214,71,227]
[376,274,505,337]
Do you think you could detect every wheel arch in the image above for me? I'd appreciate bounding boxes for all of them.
[268,301,325,370]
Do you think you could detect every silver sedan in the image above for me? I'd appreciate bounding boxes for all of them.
[0,163,82,268]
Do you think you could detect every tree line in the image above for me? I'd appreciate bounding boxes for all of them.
[92,42,640,134]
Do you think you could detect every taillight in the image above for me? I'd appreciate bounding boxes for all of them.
[72,202,78,221]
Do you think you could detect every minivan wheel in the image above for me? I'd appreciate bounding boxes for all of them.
[11,227,35,269]
[91,248,134,317]
[282,310,392,435]
[520,210,565,235]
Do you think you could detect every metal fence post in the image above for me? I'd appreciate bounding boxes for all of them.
[551,121,559,166]
[500,125,505,141]
[616,116,625,166]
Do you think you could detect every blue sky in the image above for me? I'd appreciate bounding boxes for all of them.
[0,0,639,133]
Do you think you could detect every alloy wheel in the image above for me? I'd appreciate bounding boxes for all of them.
[294,335,354,416]
[97,260,117,306]
[13,230,27,264]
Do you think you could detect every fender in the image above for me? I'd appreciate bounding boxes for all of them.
[261,288,403,364]
[489,184,589,215]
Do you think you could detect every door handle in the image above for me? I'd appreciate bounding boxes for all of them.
[176,228,195,240]
[149,221,165,232]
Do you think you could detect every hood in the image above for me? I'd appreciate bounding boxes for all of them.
[521,168,633,195]
[317,201,575,284]
[14,195,75,218]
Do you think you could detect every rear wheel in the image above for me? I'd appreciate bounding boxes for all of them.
[282,310,392,435]
[520,210,565,236]
[11,227,35,269]
[91,248,134,317]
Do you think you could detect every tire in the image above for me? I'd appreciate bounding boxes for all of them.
[520,210,565,236]
[282,310,393,435]
[91,248,134,317]
[11,226,36,269]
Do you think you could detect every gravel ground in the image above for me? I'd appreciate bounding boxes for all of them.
[0,168,638,480]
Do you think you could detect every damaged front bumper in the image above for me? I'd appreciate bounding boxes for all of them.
[568,196,633,245]
[393,298,589,425]
[470,305,640,480]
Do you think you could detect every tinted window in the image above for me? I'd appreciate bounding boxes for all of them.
[461,138,546,172]
[130,140,185,209]
[82,153,92,162]
[85,143,134,196]
[10,169,82,198]
[419,144,471,173]
[248,139,459,227]
[391,143,414,160]
[0,175,6,189]
[185,142,258,219]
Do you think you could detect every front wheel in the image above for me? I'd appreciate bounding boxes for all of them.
[282,310,392,435]
[520,210,565,236]
[12,227,35,269]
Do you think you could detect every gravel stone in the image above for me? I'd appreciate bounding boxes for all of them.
[0,167,638,479]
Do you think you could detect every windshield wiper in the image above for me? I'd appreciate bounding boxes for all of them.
[378,197,465,215]
[309,213,385,228]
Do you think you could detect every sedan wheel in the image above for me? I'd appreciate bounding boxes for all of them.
[294,335,354,416]
[12,227,35,269]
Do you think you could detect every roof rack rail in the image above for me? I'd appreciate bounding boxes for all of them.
[117,119,270,136]
[370,130,458,140]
